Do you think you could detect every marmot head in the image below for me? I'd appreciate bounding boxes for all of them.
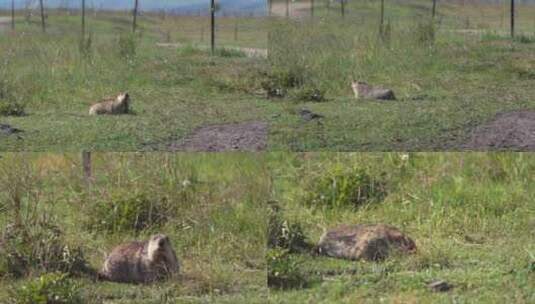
[147,234,170,256]
[146,234,178,266]
[116,92,130,104]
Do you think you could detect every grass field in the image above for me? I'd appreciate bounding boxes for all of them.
[0,153,269,303]
[268,153,535,303]
[0,1,534,151]
[0,153,534,302]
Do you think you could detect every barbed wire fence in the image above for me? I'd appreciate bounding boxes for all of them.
[266,0,535,37]
[0,1,269,50]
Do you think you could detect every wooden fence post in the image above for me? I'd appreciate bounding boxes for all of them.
[132,0,139,32]
[286,0,290,18]
[510,0,515,38]
[11,0,15,30]
[311,0,314,18]
[341,0,345,18]
[234,18,238,41]
[39,0,46,33]
[380,0,385,35]
[432,0,437,18]
[211,0,215,54]
[81,0,86,39]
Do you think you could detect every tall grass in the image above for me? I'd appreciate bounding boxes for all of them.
[269,152,535,302]
[0,153,269,302]
[268,15,451,97]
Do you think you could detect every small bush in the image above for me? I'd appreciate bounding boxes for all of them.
[380,19,392,44]
[117,33,137,59]
[302,166,387,210]
[177,44,204,57]
[0,80,25,116]
[0,99,25,116]
[289,86,326,102]
[214,48,246,58]
[84,191,176,234]
[268,201,309,252]
[414,21,435,45]
[515,34,535,44]
[0,221,90,278]
[10,272,82,304]
[78,33,93,59]
[267,248,306,290]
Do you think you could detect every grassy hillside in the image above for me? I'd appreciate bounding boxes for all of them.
[0,3,534,151]
[268,153,535,303]
[0,153,269,303]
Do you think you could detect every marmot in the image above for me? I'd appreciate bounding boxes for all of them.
[351,81,396,101]
[89,92,130,115]
[316,224,416,261]
[99,234,179,284]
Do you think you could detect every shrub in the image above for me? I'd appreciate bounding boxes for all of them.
[0,80,25,116]
[10,272,82,304]
[214,48,246,58]
[289,86,326,102]
[268,201,309,252]
[0,221,90,278]
[515,34,535,44]
[301,166,387,210]
[78,33,93,59]
[117,33,137,59]
[0,99,25,116]
[414,21,435,45]
[267,248,306,290]
[84,191,176,234]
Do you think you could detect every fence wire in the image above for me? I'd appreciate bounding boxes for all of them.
[0,1,270,48]
[269,0,535,34]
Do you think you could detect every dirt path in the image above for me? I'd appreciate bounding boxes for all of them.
[464,111,535,151]
[156,42,268,58]
[270,1,314,18]
[169,121,268,152]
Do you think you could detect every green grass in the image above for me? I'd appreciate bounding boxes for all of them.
[0,153,534,302]
[268,153,535,303]
[0,4,534,151]
[0,153,269,303]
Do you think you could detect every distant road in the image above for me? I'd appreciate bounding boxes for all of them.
[0,17,11,32]
[270,2,312,18]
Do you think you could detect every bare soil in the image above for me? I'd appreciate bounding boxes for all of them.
[464,110,535,151]
[169,121,268,152]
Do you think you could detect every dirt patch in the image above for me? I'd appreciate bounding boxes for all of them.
[464,111,535,150]
[0,17,10,32]
[170,121,268,152]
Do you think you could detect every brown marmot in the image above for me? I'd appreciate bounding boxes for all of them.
[99,234,179,284]
[351,81,396,101]
[316,224,416,261]
[89,92,130,115]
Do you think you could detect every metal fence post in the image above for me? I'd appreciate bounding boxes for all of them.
[133,0,139,32]
[39,0,46,33]
[510,0,515,38]
[82,0,86,39]
[211,0,215,54]
[11,0,15,30]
